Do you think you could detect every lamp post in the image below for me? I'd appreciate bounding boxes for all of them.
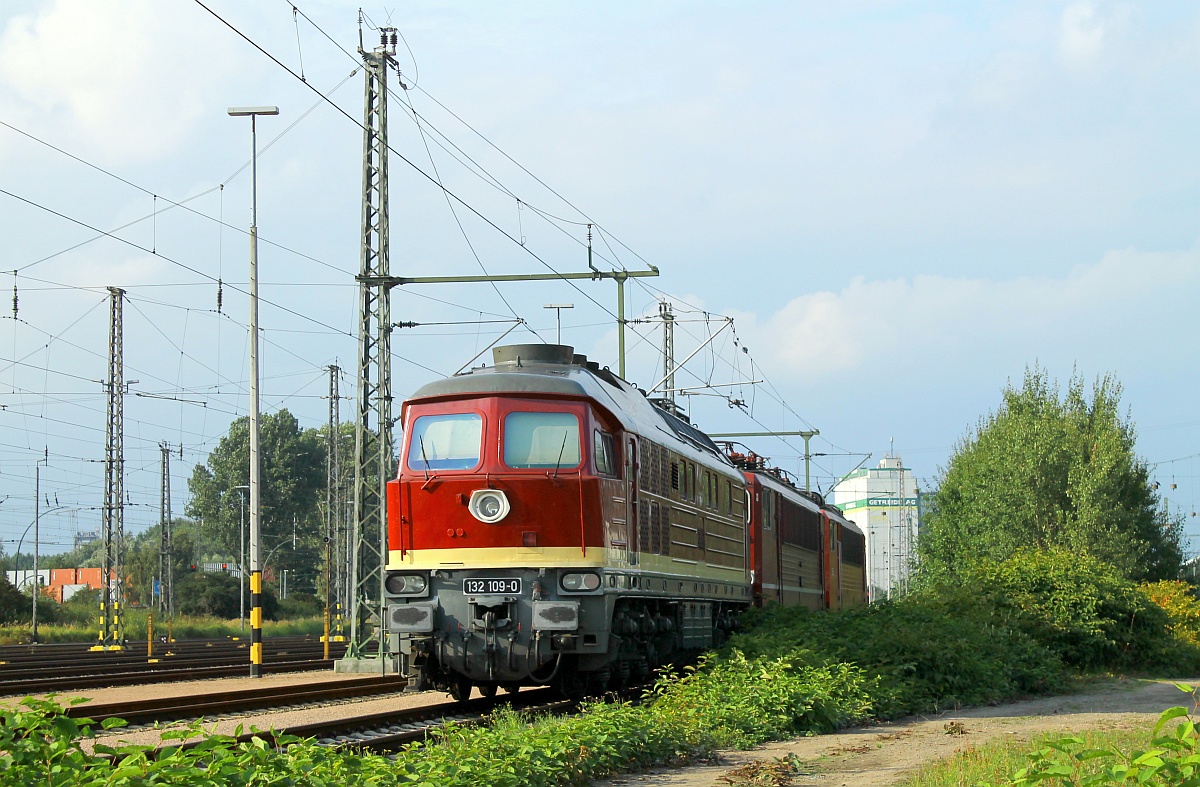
[228,105,278,677]
[543,304,573,344]
[32,449,48,644]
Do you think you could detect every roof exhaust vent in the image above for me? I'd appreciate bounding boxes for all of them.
[493,344,574,367]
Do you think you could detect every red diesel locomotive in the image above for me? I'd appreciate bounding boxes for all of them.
[384,344,864,698]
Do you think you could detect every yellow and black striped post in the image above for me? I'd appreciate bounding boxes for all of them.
[90,599,107,651]
[111,599,122,650]
[250,569,263,677]
[333,601,345,642]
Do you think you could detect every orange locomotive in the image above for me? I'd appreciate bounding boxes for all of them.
[384,344,864,698]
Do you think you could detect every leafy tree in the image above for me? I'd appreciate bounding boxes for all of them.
[124,520,205,608]
[0,573,28,624]
[174,570,280,619]
[918,367,1184,582]
[186,409,325,593]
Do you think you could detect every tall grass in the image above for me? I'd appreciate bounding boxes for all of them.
[902,728,1147,787]
[0,614,324,645]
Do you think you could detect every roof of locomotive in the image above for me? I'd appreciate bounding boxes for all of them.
[406,343,735,470]
[748,469,864,537]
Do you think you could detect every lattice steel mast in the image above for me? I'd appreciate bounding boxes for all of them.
[94,286,126,651]
[344,23,398,668]
[659,301,676,407]
[326,364,345,643]
[158,442,174,618]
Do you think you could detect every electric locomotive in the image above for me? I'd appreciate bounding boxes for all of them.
[384,344,751,698]
[732,452,867,610]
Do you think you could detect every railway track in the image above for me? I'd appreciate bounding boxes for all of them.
[73,673,571,759]
[0,636,346,696]
[68,674,412,727]
[168,687,571,753]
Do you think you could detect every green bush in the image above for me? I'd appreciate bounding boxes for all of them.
[1143,580,1200,647]
[277,592,323,619]
[0,696,376,787]
[394,703,690,786]
[647,651,873,749]
[726,594,1065,718]
[933,548,1185,671]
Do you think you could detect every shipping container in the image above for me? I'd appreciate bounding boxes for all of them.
[76,567,103,588]
[61,584,88,602]
[6,569,50,590]
[51,568,77,586]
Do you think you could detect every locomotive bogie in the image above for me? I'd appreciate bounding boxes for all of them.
[386,562,750,692]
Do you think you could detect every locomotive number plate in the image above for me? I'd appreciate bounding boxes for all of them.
[463,577,521,595]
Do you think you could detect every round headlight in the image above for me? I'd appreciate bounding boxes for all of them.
[561,572,601,592]
[385,573,428,595]
[468,489,510,523]
[479,495,502,518]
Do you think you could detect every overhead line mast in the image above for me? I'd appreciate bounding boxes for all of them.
[660,301,676,408]
[158,442,177,620]
[94,286,126,652]
[343,22,398,672]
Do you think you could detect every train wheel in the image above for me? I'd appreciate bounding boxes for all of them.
[448,675,473,702]
[554,663,587,700]
[588,669,611,696]
[477,682,498,698]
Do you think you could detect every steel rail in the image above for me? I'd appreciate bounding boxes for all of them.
[185,687,571,753]
[0,646,347,696]
[67,674,411,725]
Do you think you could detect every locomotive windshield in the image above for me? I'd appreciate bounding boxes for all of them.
[407,413,483,471]
[503,412,581,469]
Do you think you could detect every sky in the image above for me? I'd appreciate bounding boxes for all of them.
[1,0,1198,559]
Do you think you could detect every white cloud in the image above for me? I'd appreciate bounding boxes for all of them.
[752,244,1200,382]
[0,0,249,163]
[1060,3,1105,64]
[1058,2,1134,69]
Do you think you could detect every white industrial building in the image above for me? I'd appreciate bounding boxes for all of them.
[830,455,920,602]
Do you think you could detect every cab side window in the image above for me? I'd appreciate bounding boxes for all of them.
[594,430,617,477]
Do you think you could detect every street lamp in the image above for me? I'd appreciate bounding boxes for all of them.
[228,104,278,678]
[32,448,47,644]
[544,304,573,344]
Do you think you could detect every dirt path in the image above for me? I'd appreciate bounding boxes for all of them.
[593,677,1199,787]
